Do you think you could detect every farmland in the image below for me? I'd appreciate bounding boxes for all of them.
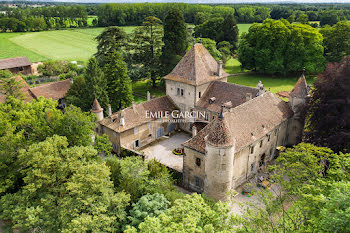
[0,24,251,63]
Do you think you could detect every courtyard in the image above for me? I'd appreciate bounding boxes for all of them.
[141,132,191,172]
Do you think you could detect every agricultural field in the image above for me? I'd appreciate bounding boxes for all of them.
[1,24,252,63]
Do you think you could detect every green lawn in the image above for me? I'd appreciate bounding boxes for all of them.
[237,23,253,35]
[228,73,315,94]
[132,80,165,104]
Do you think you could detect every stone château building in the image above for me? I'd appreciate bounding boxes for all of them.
[92,43,309,201]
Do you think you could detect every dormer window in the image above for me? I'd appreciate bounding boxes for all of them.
[209,97,216,104]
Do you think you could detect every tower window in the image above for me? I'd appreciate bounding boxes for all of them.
[199,92,201,98]
[267,134,271,142]
[195,158,201,167]
[250,146,254,154]
[260,140,263,148]
[251,163,255,172]
[195,176,201,187]
[181,89,184,96]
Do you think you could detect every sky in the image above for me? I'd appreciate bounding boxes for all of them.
[10,0,350,3]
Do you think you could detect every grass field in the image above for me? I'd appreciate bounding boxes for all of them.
[1,24,252,63]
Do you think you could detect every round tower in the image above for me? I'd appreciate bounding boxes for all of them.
[204,112,236,202]
[91,98,104,122]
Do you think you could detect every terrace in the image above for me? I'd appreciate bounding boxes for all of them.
[141,132,191,172]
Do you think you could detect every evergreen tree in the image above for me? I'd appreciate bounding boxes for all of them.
[129,16,163,87]
[221,14,239,51]
[95,26,127,66]
[66,57,109,113]
[104,50,133,110]
[160,8,188,75]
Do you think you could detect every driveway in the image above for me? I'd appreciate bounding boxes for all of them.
[141,132,191,172]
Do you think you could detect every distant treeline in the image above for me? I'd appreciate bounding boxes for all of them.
[0,5,89,32]
[2,2,350,32]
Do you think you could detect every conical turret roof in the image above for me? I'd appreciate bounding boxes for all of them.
[91,98,103,113]
[290,75,309,98]
[206,115,235,147]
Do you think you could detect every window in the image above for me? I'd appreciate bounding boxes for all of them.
[195,158,201,167]
[250,146,254,154]
[267,134,271,142]
[134,127,138,135]
[134,140,140,148]
[102,127,106,133]
[251,163,255,172]
[205,113,208,121]
[18,66,23,71]
[198,92,201,98]
[148,134,152,137]
[181,89,184,96]
[177,88,184,96]
[195,176,201,187]
[260,140,263,148]
[177,88,180,96]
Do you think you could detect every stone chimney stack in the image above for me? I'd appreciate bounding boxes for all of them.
[107,104,112,117]
[147,91,151,101]
[217,60,223,77]
[120,110,125,126]
[192,126,197,137]
[246,93,252,101]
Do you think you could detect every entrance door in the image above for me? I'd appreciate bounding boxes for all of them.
[259,153,266,167]
[156,127,164,138]
[168,123,175,134]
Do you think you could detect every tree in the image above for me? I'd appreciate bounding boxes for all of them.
[128,193,170,229]
[238,19,325,75]
[0,135,130,232]
[160,8,188,75]
[221,14,239,51]
[296,13,309,24]
[125,194,235,233]
[95,26,127,65]
[103,50,134,110]
[0,97,96,195]
[0,70,25,101]
[66,57,109,112]
[320,21,350,62]
[307,56,350,153]
[320,10,340,26]
[194,17,225,42]
[129,16,163,87]
[235,143,350,232]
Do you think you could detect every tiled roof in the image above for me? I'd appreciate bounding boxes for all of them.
[164,43,229,86]
[0,76,34,103]
[196,81,259,113]
[91,98,103,113]
[183,92,293,153]
[29,79,71,100]
[206,116,235,147]
[100,96,178,133]
[290,75,308,98]
[0,57,31,70]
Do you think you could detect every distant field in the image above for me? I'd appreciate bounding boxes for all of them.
[1,24,251,63]
[238,24,253,35]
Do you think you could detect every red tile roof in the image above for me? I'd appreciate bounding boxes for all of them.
[183,92,293,153]
[29,79,71,100]
[100,96,178,133]
[164,43,229,86]
[0,57,31,70]
[196,81,259,113]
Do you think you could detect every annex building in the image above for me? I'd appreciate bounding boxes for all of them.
[92,43,309,201]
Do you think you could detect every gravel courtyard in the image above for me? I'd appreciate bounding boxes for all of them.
[141,132,191,172]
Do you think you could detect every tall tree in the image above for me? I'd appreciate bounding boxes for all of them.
[160,8,188,75]
[129,16,163,87]
[238,19,325,75]
[320,21,350,62]
[0,135,130,232]
[66,57,109,112]
[221,14,239,51]
[104,50,133,110]
[307,56,350,153]
[95,26,127,65]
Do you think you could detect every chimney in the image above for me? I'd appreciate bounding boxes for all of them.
[108,104,112,116]
[120,111,125,126]
[70,78,74,84]
[246,93,252,101]
[132,101,136,111]
[147,91,151,101]
[192,126,197,137]
[217,60,223,77]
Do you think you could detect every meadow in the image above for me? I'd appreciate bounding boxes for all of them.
[1,24,251,63]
